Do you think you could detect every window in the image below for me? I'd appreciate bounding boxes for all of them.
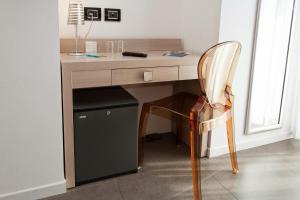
[246,0,295,134]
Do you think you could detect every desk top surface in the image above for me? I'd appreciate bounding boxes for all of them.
[60,51,201,64]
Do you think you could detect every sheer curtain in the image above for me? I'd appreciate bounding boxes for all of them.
[248,0,294,132]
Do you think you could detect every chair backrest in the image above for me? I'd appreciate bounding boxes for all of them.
[198,41,241,106]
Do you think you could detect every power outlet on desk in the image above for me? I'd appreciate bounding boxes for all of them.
[84,7,101,21]
[105,8,121,22]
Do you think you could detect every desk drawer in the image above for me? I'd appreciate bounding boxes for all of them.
[72,70,111,89]
[112,66,179,85]
[179,65,198,80]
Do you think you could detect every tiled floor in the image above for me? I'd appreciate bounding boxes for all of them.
[43,134,300,200]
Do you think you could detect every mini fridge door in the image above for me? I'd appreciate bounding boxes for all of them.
[74,105,138,185]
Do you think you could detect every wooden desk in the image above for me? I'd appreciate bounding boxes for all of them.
[61,41,200,188]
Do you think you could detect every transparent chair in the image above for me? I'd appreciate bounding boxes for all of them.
[138,41,242,200]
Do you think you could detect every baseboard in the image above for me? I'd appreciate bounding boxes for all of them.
[293,132,300,139]
[208,131,293,158]
[0,180,66,200]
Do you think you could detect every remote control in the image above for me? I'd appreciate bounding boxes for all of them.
[122,51,148,58]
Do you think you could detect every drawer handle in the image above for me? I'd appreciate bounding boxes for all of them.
[143,71,153,82]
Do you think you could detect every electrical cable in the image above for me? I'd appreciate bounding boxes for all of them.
[84,14,94,40]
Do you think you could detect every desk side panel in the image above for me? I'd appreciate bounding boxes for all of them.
[61,65,76,188]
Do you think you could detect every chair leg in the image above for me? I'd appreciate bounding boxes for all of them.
[226,116,239,174]
[138,103,150,168]
[189,112,202,200]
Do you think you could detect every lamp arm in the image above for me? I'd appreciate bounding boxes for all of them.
[75,24,79,54]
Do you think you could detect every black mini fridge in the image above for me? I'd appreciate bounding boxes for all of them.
[73,86,139,185]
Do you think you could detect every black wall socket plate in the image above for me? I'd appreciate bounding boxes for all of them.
[105,8,121,22]
[84,7,101,21]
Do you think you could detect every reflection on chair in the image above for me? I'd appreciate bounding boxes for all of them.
[138,41,242,200]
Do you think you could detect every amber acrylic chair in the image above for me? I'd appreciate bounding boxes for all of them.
[138,41,242,200]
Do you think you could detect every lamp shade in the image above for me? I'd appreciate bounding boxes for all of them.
[68,0,85,25]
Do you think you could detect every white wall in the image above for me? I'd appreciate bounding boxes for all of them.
[0,1,65,200]
[59,0,221,53]
[59,0,182,38]
[209,0,296,157]
[180,0,222,54]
